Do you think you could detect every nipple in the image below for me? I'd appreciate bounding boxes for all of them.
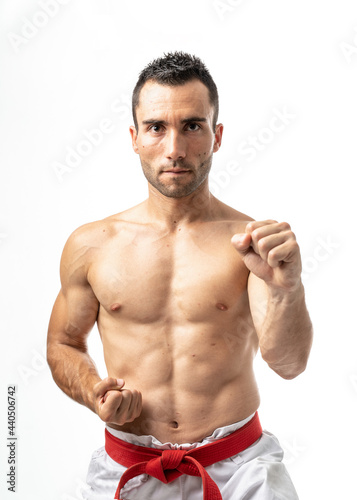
[216,303,228,311]
[110,303,121,312]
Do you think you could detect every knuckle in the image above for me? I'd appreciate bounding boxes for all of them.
[99,377,115,392]
[257,238,267,252]
[251,228,261,241]
[122,390,132,401]
[99,409,110,422]
[114,392,123,405]
[279,221,290,231]
[290,240,299,251]
[268,248,278,261]
[117,412,129,426]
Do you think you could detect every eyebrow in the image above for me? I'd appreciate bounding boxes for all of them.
[142,117,207,126]
[182,117,207,124]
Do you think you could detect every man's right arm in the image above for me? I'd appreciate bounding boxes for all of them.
[47,226,142,424]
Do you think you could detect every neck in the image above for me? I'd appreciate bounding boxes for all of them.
[146,180,216,226]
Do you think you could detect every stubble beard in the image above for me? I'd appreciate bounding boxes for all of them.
[140,155,214,199]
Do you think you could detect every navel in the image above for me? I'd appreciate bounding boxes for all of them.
[110,303,121,312]
[216,303,228,311]
[170,420,179,429]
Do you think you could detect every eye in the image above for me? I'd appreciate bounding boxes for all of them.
[149,124,163,133]
[185,122,201,131]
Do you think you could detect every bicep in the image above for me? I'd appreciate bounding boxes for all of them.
[247,272,268,338]
[47,231,99,350]
[48,286,99,350]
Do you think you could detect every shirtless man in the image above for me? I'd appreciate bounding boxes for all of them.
[47,52,313,499]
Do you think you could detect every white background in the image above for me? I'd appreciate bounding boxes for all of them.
[1,1,356,499]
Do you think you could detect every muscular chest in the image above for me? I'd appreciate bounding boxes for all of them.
[89,226,249,323]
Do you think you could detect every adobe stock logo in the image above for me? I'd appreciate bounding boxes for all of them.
[52,94,131,182]
[212,0,246,21]
[282,437,306,466]
[7,0,73,54]
[237,107,296,162]
[53,119,115,182]
[340,25,357,64]
[209,106,296,196]
[301,235,340,281]
[17,345,48,385]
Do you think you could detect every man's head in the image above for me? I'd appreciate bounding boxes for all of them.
[130,52,223,199]
[132,52,219,132]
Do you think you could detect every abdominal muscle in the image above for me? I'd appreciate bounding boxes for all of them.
[99,316,260,444]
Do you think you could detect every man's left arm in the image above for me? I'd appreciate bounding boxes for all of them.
[231,220,313,380]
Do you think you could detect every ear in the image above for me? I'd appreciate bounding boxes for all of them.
[129,125,139,154]
[213,123,223,153]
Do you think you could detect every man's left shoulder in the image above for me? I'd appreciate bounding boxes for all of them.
[215,199,255,230]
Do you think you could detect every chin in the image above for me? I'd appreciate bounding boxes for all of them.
[159,186,198,198]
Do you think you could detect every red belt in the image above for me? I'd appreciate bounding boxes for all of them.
[105,412,262,500]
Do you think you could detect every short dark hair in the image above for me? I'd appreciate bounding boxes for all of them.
[132,51,219,130]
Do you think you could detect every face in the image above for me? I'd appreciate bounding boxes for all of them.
[130,80,223,198]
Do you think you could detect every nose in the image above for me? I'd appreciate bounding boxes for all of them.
[165,130,186,161]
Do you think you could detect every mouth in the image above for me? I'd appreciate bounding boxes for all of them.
[162,169,191,176]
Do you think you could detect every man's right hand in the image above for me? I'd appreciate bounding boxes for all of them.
[93,377,143,426]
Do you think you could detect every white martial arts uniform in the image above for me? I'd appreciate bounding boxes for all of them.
[83,413,299,500]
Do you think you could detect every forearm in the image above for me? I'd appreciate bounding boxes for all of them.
[47,342,101,412]
[259,284,313,379]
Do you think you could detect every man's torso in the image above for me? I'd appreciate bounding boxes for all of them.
[81,200,260,443]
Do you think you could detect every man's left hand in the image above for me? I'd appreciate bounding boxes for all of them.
[231,220,302,294]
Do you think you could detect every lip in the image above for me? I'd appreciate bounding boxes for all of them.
[162,169,191,175]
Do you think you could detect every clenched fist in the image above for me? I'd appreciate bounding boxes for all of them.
[93,377,143,426]
[231,220,302,293]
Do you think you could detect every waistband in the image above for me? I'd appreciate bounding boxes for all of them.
[105,412,262,500]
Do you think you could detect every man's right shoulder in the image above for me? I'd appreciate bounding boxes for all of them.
[61,214,122,263]
[62,203,146,262]
[64,219,109,251]
[59,216,125,285]
[64,210,133,249]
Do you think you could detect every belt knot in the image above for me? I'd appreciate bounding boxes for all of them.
[146,448,187,483]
